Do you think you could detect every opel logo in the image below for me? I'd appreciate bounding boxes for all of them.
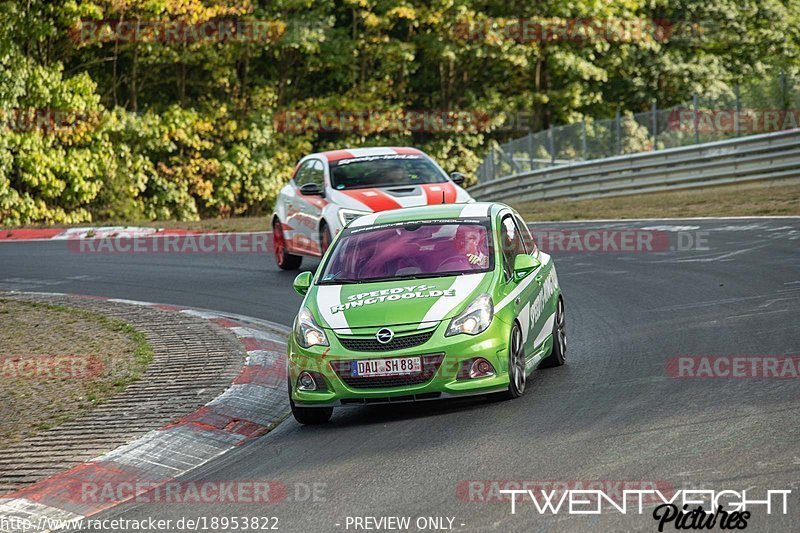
[376,328,394,344]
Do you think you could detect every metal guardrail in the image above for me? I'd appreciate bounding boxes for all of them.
[468,129,800,203]
[475,72,799,184]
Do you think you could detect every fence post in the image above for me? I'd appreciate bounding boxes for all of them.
[651,100,657,151]
[780,71,787,110]
[615,108,621,155]
[527,132,534,169]
[548,127,555,165]
[581,119,587,160]
[692,93,699,144]
[735,83,741,137]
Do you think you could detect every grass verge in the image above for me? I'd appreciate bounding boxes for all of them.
[2,183,799,233]
[511,183,800,221]
[0,300,153,448]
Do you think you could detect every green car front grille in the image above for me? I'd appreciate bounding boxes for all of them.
[336,330,435,352]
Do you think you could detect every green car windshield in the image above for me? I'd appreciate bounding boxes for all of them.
[319,222,493,284]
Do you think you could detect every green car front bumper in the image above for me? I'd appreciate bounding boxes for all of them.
[288,318,513,407]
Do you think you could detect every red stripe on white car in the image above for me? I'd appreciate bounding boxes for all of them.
[391,147,424,156]
[323,150,356,162]
[339,189,402,211]
[421,182,457,204]
[274,221,292,232]
[294,187,329,209]
[288,235,322,256]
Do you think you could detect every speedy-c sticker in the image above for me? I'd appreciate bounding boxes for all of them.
[331,285,455,314]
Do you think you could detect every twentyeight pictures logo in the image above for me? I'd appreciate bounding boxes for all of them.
[459,482,792,530]
[494,487,791,515]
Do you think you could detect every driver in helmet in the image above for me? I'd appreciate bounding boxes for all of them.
[382,165,406,184]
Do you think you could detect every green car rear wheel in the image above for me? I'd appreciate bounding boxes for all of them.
[541,297,566,368]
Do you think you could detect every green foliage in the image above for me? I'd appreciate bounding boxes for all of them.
[1,0,797,224]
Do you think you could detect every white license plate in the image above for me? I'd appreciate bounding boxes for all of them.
[351,357,422,377]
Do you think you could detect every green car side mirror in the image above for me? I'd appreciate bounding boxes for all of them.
[513,254,541,281]
[293,271,312,295]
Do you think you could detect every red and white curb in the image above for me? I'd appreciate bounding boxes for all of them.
[0,227,176,242]
[0,293,291,533]
[0,227,271,243]
[3,216,797,243]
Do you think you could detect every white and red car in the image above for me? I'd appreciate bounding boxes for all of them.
[272,147,473,269]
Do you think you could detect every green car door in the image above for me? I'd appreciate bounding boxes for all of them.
[497,212,542,364]
[514,212,560,361]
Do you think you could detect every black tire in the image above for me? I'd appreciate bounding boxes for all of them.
[319,222,332,254]
[288,378,333,424]
[504,322,527,399]
[541,296,566,368]
[273,219,302,270]
[291,402,334,425]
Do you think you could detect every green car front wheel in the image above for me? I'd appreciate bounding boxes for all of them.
[289,378,333,424]
[505,322,526,399]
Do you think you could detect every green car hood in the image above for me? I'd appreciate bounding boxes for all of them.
[307,272,494,332]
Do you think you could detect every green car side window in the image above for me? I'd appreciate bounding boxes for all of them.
[514,214,536,253]
[500,215,525,281]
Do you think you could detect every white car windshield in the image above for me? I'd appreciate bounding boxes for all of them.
[330,155,448,190]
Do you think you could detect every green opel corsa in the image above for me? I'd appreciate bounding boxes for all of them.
[287,202,566,424]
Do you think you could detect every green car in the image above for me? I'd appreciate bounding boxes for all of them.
[288,202,566,424]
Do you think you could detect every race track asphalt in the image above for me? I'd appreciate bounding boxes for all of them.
[0,217,798,532]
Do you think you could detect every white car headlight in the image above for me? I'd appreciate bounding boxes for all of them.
[294,308,329,348]
[446,294,494,336]
[338,208,370,227]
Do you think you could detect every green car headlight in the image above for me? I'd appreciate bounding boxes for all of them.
[294,308,329,348]
[446,293,494,336]
[337,208,370,227]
